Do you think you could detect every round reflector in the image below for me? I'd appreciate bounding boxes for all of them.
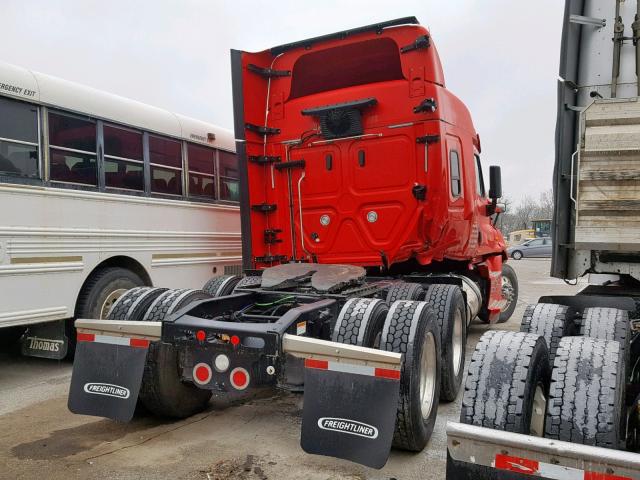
[230,335,240,346]
[193,362,212,385]
[230,367,249,390]
[196,330,206,342]
[214,354,230,372]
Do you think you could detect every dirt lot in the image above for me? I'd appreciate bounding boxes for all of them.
[0,259,583,480]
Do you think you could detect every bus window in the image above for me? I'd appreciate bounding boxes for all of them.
[187,143,216,199]
[218,150,239,202]
[48,112,97,185]
[149,135,182,195]
[0,97,39,178]
[104,124,144,191]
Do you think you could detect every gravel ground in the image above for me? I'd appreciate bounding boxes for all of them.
[0,259,583,480]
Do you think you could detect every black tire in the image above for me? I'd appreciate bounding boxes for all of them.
[385,282,425,304]
[461,331,550,435]
[139,289,213,418]
[203,275,242,297]
[424,284,466,402]
[332,298,389,348]
[69,267,145,357]
[232,275,262,292]
[511,250,523,260]
[498,263,518,323]
[107,287,169,321]
[580,307,631,377]
[381,300,441,451]
[520,303,576,363]
[545,336,625,449]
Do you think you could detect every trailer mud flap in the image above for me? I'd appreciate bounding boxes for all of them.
[68,334,149,422]
[301,359,400,469]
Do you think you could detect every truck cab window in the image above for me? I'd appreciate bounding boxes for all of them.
[0,97,39,178]
[474,154,485,197]
[450,150,462,197]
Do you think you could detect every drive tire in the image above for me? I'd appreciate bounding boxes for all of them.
[107,287,169,321]
[498,263,518,323]
[385,283,425,304]
[139,289,213,418]
[520,303,576,362]
[545,336,625,449]
[580,307,630,377]
[511,250,523,260]
[424,284,466,402]
[203,275,242,297]
[233,275,262,292]
[381,300,441,451]
[460,331,550,436]
[69,267,145,358]
[332,298,389,348]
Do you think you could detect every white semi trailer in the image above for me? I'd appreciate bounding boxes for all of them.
[447,1,640,478]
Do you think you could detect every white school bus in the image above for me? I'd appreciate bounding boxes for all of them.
[0,61,241,356]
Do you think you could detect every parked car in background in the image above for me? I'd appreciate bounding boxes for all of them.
[507,237,552,259]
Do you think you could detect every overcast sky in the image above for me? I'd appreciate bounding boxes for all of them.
[1,0,564,204]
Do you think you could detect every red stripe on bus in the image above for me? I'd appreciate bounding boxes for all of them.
[495,454,539,475]
[305,359,328,370]
[374,367,401,380]
[129,338,150,348]
[77,332,95,342]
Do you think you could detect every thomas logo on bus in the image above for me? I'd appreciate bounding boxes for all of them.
[317,417,379,439]
[83,383,130,399]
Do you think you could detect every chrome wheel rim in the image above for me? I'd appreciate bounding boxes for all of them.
[419,331,437,420]
[502,276,515,312]
[452,310,463,378]
[530,383,546,437]
[100,288,127,318]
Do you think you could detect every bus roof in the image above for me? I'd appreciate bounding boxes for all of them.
[0,61,234,151]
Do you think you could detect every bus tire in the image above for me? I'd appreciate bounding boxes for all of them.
[332,298,389,348]
[498,263,518,323]
[233,275,263,292]
[203,275,242,297]
[461,331,550,436]
[580,307,630,377]
[545,336,625,449]
[385,283,425,304]
[381,300,441,451]
[520,303,576,362]
[69,267,145,357]
[424,284,466,402]
[139,289,213,418]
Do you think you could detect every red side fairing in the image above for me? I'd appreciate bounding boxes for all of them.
[236,22,505,271]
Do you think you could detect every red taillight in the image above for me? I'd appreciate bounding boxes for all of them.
[193,363,212,385]
[230,367,249,390]
[196,330,206,342]
[230,335,240,346]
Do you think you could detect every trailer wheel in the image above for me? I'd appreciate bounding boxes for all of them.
[381,300,441,451]
[498,263,518,323]
[424,284,466,402]
[107,287,168,321]
[460,331,550,436]
[520,303,576,362]
[203,275,242,297]
[233,275,262,292]
[545,336,625,449]
[332,298,389,348]
[580,307,630,377]
[385,283,425,304]
[139,289,213,418]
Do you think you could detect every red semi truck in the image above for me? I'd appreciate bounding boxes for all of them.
[67,17,516,469]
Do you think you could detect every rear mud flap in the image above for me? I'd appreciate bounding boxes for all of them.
[68,335,149,422]
[21,320,68,360]
[301,360,400,469]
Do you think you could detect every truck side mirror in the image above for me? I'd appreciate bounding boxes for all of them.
[489,166,502,200]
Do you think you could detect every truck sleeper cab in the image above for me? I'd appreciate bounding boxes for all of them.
[67,17,515,470]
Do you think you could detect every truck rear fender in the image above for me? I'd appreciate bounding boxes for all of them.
[67,319,161,422]
[283,334,402,469]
